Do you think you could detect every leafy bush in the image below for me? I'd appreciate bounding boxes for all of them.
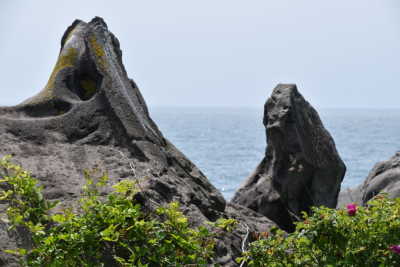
[0,155,236,267]
[238,193,400,266]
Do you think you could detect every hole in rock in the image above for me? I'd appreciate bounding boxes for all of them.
[52,100,72,116]
[67,71,102,101]
[21,99,72,118]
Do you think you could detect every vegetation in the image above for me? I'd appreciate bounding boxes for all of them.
[238,193,400,266]
[0,155,236,267]
[2,154,400,267]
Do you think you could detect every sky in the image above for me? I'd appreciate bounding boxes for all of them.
[0,0,399,109]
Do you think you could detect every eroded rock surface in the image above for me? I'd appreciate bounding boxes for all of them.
[231,84,346,232]
[0,17,280,266]
[337,151,400,208]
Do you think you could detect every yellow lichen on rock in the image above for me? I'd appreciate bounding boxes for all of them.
[47,47,78,89]
[90,35,108,71]
[81,79,97,100]
[33,47,78,106]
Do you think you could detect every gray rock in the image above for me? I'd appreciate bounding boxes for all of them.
[210,202,283,267]
[231,84,346,232]
[0,17,280,266]
[337,151,400,208]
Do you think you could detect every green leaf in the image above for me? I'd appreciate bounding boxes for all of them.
[51,200,60,209]
[39,203,47,213]
[46,199,51,210]
[14,215,23,224]
[24,211,30,218]
[270,226,278,234]
[44,236,54,245]
[33,235,41,245]
[5,249,19,255]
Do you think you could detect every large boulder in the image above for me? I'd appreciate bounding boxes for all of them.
[0,17,280,266]
[231,84,346,232]
[337,151,400,208]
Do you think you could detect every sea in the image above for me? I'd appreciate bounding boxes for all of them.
[150,107,400,201]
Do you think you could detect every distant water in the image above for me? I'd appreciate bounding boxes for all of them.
[150,107,400,201]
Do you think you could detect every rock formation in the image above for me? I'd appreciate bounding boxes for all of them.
[337,150,400,208]
[0,17,279,266]
[231,84,346,232]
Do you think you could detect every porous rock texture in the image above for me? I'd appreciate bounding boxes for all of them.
[231,84,346,232]
[337,151,400,208]
[0,17,279,266]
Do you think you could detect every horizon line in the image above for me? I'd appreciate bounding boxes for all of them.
[148,106,400,110]
[1,103,400,110]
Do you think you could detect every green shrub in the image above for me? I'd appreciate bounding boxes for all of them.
[237,193,400,266]
[0,155,236,267]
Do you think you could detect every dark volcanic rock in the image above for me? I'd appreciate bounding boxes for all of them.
[231,84,346,232]
[0,17,280,266]
[337,151,400,208]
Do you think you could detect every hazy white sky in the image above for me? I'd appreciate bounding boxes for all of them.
[0,0,399,108]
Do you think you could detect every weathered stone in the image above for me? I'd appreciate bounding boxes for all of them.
[0,17,281,266]
[231,84,346,232]
[337,151,400,208]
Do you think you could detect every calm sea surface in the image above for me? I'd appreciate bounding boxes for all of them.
[150,108,400,201]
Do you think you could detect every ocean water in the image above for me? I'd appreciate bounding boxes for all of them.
[150,107,400,201]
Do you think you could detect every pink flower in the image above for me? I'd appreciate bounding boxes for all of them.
[390,245,400,255]
[298,165,303,173]
[347,204,357,216]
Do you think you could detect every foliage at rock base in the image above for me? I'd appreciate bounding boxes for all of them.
[0,156,236,267]
[3,153,400,267]
[238,192,400,266]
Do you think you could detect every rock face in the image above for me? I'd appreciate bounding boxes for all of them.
[231,84,346,232]
[337,151,400,208]
[0,17,279,266]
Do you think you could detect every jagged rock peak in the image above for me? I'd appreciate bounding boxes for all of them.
[1,17,161,146]
[231,84,346,232]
